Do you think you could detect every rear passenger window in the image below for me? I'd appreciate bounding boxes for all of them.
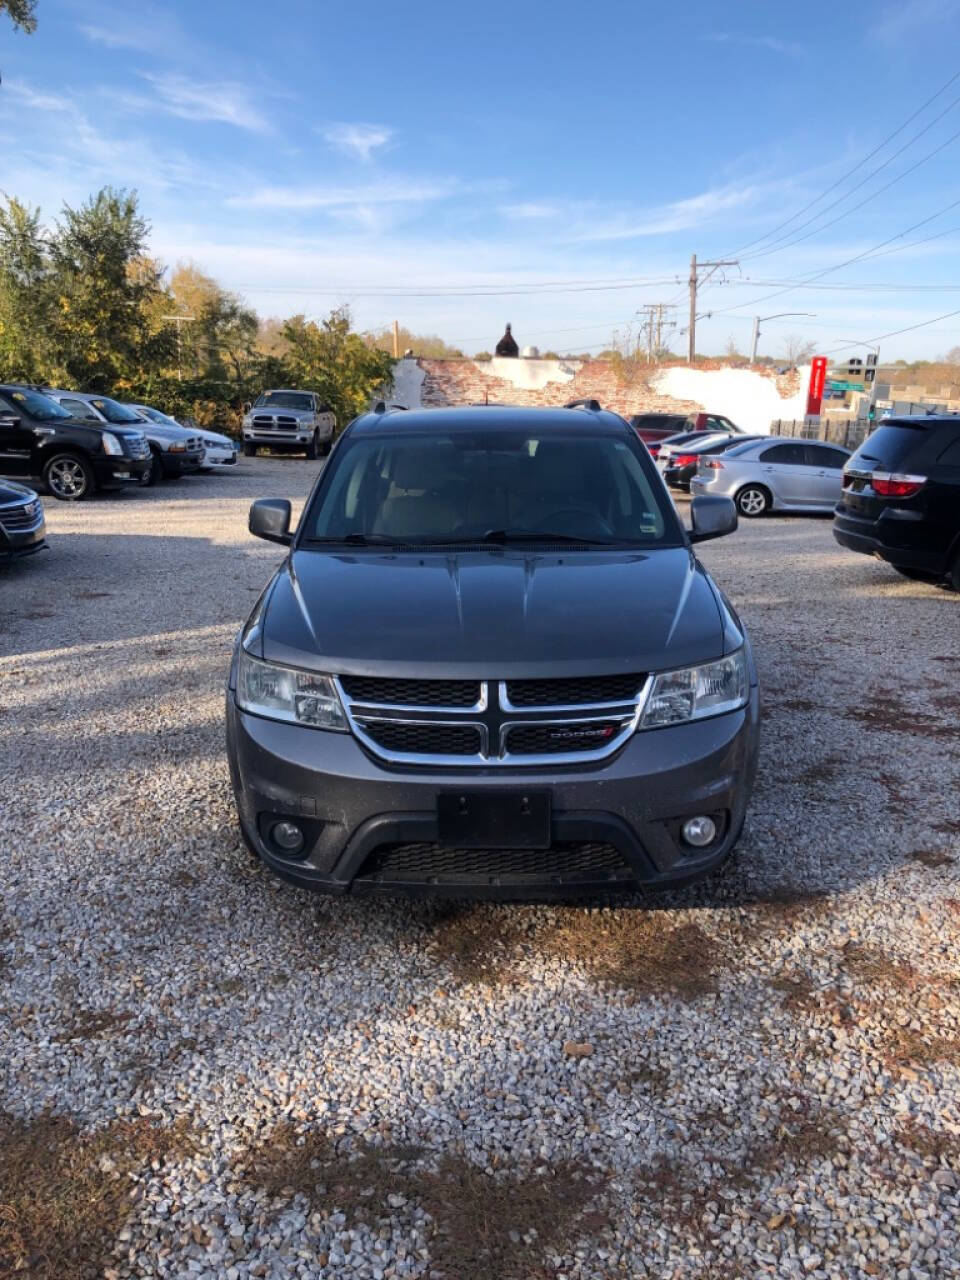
[937,435,960,464]
[806,445,848,470]
[760,444,807,465]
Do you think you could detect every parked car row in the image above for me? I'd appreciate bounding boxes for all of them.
[0,383,239,503]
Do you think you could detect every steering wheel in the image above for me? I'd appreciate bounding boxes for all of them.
[533,507,614,538]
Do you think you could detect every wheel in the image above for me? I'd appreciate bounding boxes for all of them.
[735,485,771,517]
[305,432,319,461]
[321,437,332,457]
[140,448,163,487]
[243,442,256,457]
[43,452,95,501]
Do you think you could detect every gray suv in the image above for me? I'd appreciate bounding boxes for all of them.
[226,404,760,898]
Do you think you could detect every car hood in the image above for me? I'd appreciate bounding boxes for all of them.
[258,547,737,678]
[141,424,196,442]
[0,479,38,504]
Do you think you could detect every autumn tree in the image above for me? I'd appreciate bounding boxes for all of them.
[169,262,258,383]
[781,335,817,368]
[364,325,463,358]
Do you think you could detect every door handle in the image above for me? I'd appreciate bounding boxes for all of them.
[762,466,774,472]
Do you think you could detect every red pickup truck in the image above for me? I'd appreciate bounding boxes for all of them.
[629,411,742,457]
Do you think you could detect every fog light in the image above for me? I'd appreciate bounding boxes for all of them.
[271,820,304,853]
[681,815,717,848]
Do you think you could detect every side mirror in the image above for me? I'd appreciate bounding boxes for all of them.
[0,412,21,428]
[249,498,292,545]
[688,495,738,544]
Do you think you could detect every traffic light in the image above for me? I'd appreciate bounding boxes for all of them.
[864,353,877,385]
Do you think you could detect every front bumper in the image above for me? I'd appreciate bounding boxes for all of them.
[93,455,149,487]
[161,449,205,476]
[201,446,237,466]
[226,688,760,898]
[0,517,46,559]
[664,466,696,491]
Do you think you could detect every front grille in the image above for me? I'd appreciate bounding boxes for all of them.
[360,721,482,756]
[505,721,625,756]
[0,502,41,531]
[360,840,633,883]
[124,437,150,459]
[506,674,645,706]
[187,437,202,451]
[341,676,481,708]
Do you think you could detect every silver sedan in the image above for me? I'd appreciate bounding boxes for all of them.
[689,436,851,517]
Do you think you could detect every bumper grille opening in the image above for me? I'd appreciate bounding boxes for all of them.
[505,720,625,755]
[359,840,634,883]
[360,721,482,757]
[506,674,646,706]
[341,676,481,708]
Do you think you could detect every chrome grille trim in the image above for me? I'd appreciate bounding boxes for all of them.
[336,676,653,768]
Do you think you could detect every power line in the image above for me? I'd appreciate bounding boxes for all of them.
[737,113,960,264]
[720,67,960,259]
[819,307,960,354]
[228,275,683,299]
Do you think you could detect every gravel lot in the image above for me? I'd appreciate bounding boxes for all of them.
[2,457,960,1280]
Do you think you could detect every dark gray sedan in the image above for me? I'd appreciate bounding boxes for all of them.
[690,437,851,516]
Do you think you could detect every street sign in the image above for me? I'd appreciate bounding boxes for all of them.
[829,380,865,391]
[807,355,828,415]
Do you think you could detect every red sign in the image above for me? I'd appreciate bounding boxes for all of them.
[807,356,827,416]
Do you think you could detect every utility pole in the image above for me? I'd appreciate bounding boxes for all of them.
[161,314,195,382]
[637,303,677,363]
[688,255,739,363]
[392,320,400,359]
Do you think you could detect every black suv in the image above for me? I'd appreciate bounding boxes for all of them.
[0,385,151,499]
[834,416,960,587]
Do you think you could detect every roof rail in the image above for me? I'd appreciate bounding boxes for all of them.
[371,401,409,414]
[564,398,602,412]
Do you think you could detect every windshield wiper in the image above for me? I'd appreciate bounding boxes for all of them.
[308,533,408,547]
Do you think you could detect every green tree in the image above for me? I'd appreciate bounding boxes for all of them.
[50,187,166,391]
[0,196,60,382]
[1,0,37,32]
[364,325,463,359]
[281,308,395,426]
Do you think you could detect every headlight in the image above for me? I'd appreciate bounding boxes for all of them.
[236,650,347,731]
[101,432,123,456]
[639,650,748,729]
[167,442,186,453]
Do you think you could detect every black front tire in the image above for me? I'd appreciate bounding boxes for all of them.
[243,442,256,457]
[735,485,771,517]
[305,433,319,461]
[140,449,163,487]
[43,452,95,501]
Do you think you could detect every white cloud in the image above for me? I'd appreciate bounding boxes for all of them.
[227,178,458,212]
[139,73,270,133]
[321,122,394,161]
[4,78,74,113]
[873,0,959,43]
[705,32,805,57]
[561,183,767,243]
[500,202,561,219]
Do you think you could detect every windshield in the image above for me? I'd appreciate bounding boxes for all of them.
[255,392,313,411]
[88,397,143,424]
[136,405,177,426]
[304,429,678,547]
[1,388,74,422]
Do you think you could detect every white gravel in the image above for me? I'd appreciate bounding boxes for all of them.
[1,458,959,1279]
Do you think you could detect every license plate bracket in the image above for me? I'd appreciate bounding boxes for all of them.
[437,790,551,848]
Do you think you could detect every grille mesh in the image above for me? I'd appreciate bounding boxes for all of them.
[506,674,645,706]
[0,503,40,531]
[506,721,625,755]
[362,841,633,881]
[360,721,481,756]
[341,676,481,707]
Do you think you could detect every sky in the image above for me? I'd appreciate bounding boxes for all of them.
[3,0,960,361]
